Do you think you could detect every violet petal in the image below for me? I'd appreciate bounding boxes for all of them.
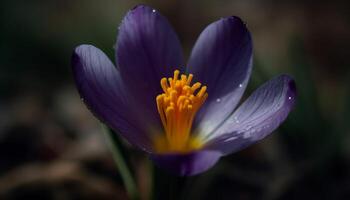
[72,44,153,152]
[205,75,297,155]
[116,5,184,130]
[150,150,222,176]
[187,16,253,135]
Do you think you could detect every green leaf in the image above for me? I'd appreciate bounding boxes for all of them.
[101,125,139,200]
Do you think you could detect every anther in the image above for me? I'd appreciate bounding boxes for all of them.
[155,70,208,152]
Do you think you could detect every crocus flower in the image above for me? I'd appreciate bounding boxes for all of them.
[72,5,296,176]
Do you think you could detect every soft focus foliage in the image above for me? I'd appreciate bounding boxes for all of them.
[0,0,350,199]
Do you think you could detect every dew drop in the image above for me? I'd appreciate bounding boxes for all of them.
[243,132,251,139]
[245,125,252,131]
[239,84,243,88]
[288,96,292,100]
[152,9,156,13]
[216,98,221,103]
[224,137,237,142]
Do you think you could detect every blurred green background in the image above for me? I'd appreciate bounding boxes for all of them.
[0,0,350,199]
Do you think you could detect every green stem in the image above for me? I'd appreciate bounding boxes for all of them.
[101,125,139,200]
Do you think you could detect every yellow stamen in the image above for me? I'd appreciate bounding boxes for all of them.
[155,70,208,153]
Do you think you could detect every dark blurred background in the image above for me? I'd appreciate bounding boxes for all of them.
[0,0,350,199]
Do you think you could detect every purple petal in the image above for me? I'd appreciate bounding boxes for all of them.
[72,44,153,152]
[116,5,184,129]
[205,75,297,155]
[187,16,253,135]
[150,150,222,176]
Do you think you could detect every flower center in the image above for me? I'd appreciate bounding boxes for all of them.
[155,70,208,153]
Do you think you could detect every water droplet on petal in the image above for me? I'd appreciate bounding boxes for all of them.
[263,125,270,129]
[239,84,243,88]
[216,98,221,103]
[245,125,252,131]
[224,137,237,142]
[243,132,251,138]
[288,96,292,100]
[152,9,156,13]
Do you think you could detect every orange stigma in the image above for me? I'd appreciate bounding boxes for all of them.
[155,70,208,153]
